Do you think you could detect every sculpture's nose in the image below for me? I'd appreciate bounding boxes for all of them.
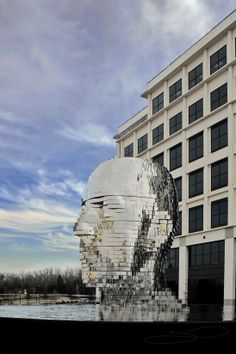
[75,222,94,236]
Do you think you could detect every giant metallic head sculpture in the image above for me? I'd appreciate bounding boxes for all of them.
[74,157,179,301]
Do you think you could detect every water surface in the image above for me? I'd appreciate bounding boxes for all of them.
[0,303,235,321]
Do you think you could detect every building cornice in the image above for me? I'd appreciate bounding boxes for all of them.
[141,10,236,98]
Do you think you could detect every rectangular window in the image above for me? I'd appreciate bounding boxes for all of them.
[152,123,164,145]
[152,152,164,166]
[210,45,227,74]
[124,143,133,157]
[188,98,203,124]
[152,92,164,114]
[203,243,211,266]
[138,134,148,154]
[176,211,182,236]
[189,131,203,162]
[188,63,203,89]
[210,83,227,111]
[211,118,228,152]
[167,248,179,269]
[174,177,182,202]
[211,158,228,191]
[189,205,203,233]
[189,240,225,267]
[169,79,182,103]
[211,198,228,228]
[169,112,182,135]
[170,143,182,171]
[189,168,203,198]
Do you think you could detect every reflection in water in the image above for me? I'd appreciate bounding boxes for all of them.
[96,302,189,322]
[223,304,235,321]
[0,303,235,321]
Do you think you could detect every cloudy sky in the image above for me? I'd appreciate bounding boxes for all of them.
[0,0,235,273]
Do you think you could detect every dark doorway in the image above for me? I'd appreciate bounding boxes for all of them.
[188,278,224,304]
[166,280,178,297]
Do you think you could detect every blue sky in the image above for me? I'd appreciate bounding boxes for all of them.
[0,0,235,273]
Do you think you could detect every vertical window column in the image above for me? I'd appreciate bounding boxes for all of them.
[204,128,210,231]
[227,103,234,226]
[181,127,188,236]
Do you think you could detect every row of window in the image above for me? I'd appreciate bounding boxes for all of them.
[153,118,227,171]
[167,240,224,269]
[152,44,228,114]
[172,157,228,204]
[176,197,228,235]
[153,83,227,140]
[124,117,227,158]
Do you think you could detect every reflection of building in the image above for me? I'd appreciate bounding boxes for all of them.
[113,11,236,306]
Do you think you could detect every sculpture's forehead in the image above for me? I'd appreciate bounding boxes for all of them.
[83,157,160,201]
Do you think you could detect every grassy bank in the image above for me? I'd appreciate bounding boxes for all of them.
[0,293,95,305]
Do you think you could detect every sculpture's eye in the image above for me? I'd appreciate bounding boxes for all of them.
[81,199,86,206]
[91,201,104,208]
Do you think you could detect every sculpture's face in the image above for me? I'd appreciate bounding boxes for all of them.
[74,158,176,287]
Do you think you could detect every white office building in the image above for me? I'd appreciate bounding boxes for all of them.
[113,11,236,306]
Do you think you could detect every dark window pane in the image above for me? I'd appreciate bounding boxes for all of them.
[219,240,224,253]
[196,255,202,266]
[176,210,182,235]
[190,241,225,267]
[188,63,203,89]
[211,242,219,253]
[189,205,203,232]
[210,45,227,74]
[138,134,148,154]
[211,253,219,265]
[170,112,182,135]
[203,243,211,255]
[169,79,182,103]
[124,143,133,157]
[211,158,228,190]
[211,198,228,228]
[153,123,164,145]
[203,254,211,265]
[152,152,164,166]
[191,256,196,267]
[210,83,227,111]
[174,177,182,202]
[189,98,203,124]
[211,119,228,152]
[196,244,203,255]
[189,132,203,162]
[167,248,179,268]
[219,253,224,264]
[189,168,203,198]
[170,143,182,171]
[152,92,164,115]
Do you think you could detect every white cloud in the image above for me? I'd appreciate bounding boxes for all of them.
[60,122,115,147]
[42,231,79,252]
[122,0,214,57]
[0,204,77,233]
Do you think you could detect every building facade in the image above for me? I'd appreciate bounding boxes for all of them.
[113,11,236,307]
